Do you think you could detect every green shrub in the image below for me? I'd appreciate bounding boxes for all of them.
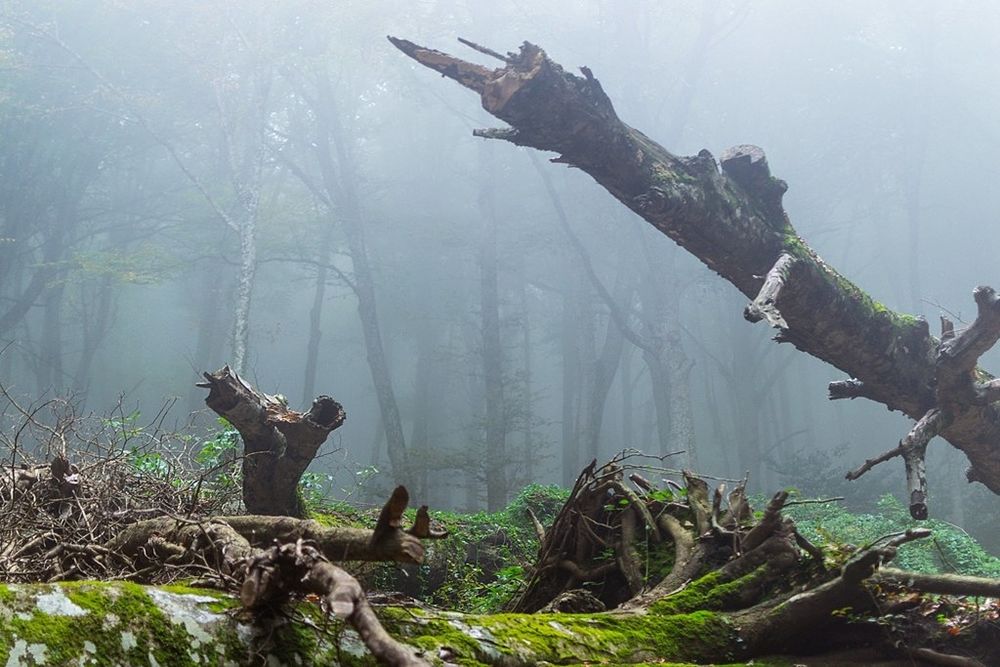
[787,493,1000,577]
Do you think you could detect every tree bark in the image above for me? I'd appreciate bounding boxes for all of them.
[390,38,1000,511]
[198,366,345,517]
[100,486,445,666]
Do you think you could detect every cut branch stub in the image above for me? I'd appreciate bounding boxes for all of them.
[828,378,876,402]
[719,144,788,221]
[370,486,447,563]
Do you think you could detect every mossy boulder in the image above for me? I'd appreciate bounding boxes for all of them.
[0,582,360,666]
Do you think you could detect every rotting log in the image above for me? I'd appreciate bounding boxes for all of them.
[366,457,998,666]
[197,365,345,517]
[390,37,1000,516]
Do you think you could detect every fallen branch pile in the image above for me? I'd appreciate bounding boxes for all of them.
[0,376,445,665]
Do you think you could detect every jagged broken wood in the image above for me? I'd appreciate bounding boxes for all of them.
[197,365,345,517]
[390,36,1000,516]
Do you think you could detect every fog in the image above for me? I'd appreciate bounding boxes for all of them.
[2,1,998,546]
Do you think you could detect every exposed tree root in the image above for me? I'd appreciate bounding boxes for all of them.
[242,540,426,666]
[491,455,1000,665]
[94,486,441,664]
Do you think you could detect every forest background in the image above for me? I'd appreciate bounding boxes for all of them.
[3,0,999,549]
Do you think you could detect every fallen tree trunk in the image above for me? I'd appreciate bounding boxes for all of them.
[377,458,999,666]
[390,37,1000,515]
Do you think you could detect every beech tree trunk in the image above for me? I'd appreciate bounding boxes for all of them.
[391,37,1000,515]
[312,68,411,487]
[478,143,509,511]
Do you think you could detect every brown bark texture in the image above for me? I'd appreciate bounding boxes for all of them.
[197,365,345,517]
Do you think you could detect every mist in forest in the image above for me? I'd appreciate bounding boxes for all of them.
[1,0,998,547]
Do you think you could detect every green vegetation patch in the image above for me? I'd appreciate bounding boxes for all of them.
[383,605,736,665]
[787,494,1000,577]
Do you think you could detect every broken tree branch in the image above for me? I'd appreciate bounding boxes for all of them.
[390,36,1000,505]
[744,252,795,328]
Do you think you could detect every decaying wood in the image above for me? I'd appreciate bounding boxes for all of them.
[390,36,1000,516]
[197,365,345,517]
[496,455,999,664]
[104,486,448,563]
[101,485,442,665]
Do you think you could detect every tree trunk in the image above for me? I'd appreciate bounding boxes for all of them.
[72,274,114,399]
[560,271,583,486]
[37,281,65,397]
[409,324,434,501]
[197,366,345,517]
[311,69,410,487]
[519,264,536,482]
[478,147,508,511]
[391,38,1000,513]
[301,249,328,406]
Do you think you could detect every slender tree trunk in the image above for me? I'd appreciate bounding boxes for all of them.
[478,147,508,511]
[581,280,627,463]
[519,269,536,482]
[667,350,696,468]
[221,64,270,377]
[187,276,227,416]
[643,349,673,457]
[410,324,434,501]
[312,70,409,485]
[302,240,331,405]
[561,278,582,486]
[37,282,65,397]
[620,344,635,447]
[230,220,257,375]
[72,274,114,399]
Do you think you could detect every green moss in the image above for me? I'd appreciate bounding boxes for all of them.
[781,222,925,337]
[650,566,770,616]
[0,582,188,665]
[382,605,737,665]
[781,227,811,260]
[0,582,256,666]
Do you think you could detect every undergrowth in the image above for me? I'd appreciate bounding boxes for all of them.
[786,493,1000,577]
